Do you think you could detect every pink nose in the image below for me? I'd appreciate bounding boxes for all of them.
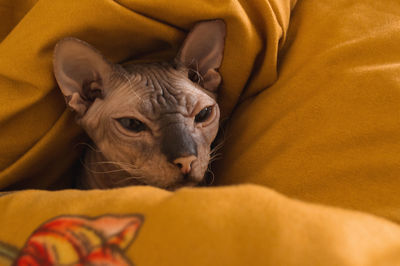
[173,155,196,174]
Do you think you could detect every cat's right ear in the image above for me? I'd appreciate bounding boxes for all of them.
[53,38,113,117]
[175,20,226,93]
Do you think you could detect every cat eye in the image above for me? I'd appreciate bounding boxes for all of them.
[117,118,147,133]
[195,106,213,123]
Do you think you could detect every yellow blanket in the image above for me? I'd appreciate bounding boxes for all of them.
[2,0,400,265]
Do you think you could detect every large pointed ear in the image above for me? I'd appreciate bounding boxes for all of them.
[53,38,113,117]
[175,19,226,92]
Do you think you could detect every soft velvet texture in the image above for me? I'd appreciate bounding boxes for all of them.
[1,0,400,265]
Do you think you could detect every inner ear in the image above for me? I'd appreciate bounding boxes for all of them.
[175,19,226,92]
[53,38,113,116]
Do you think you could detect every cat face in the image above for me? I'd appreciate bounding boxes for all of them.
[80,62,220,188]
[53,20,225,189]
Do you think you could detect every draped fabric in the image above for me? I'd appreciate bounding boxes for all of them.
[2,0,400,265]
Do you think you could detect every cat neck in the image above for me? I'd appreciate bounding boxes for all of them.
[79,147,141,189]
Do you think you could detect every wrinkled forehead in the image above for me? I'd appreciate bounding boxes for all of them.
[110,63,213,120]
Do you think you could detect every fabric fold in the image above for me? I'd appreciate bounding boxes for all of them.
[1,184,400,266]
[0,0,294,188]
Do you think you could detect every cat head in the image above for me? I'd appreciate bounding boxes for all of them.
[53,20,225,189]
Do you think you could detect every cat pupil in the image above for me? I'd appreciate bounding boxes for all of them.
[118,118,146,132]
[195,106,212,123]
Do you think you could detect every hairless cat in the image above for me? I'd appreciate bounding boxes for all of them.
[53,20,226,190]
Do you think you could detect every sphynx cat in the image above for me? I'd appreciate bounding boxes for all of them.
[53,20,225,190]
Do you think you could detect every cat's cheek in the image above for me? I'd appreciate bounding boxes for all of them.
[196,128,216,148]
[196,116,220,145]
[190,162,206,183]
[190,147,210,182]
[208,113,221,141]
[135,155,179,187]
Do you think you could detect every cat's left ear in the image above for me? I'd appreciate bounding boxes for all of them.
[176,19,226,92]
[53,38,113,117]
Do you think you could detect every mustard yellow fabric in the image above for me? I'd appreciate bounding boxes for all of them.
[1,0,400,265]
[2,185,400,265]
[215,0,400,224]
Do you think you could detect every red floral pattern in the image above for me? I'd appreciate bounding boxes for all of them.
[5,214,144,266]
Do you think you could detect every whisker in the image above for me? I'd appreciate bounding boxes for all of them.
[208,150,223,163]
[74,142,101,153]
[209,157,222,164]
[112,175,147,184]
[206,168,215,185]
[89,169,128,174]
[210,141,224,154]
[88,161,139,170]
[81,162,129,175]
[209,152,222,159]
[80,156,139,175]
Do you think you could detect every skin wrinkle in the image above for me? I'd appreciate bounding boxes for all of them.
[152,70,178,108]
[77,62,220,189]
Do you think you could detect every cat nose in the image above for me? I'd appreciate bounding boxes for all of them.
[173,155,196,174]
